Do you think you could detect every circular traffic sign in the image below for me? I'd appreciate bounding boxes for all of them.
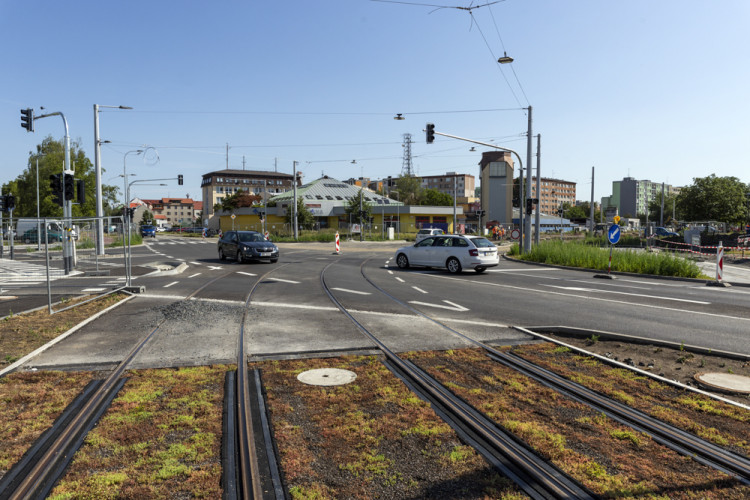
[511,229,520,240]
[607,224,621,245]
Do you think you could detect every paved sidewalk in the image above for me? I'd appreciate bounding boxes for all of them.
[697,260,750,285]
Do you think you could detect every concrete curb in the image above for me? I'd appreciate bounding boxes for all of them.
[0,294,136,377]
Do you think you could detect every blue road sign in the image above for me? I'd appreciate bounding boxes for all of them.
[607,224,621,244]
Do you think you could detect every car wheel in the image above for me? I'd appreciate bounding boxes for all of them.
[475,267,486,274]
[219,248,226,260]
[446,257,462,274]
[396,253,409,269]
[236,250,243,263]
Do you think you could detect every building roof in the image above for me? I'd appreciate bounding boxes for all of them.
[271,176,402,206]
[201,168,294,179]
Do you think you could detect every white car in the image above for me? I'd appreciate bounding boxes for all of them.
[415,228,445,243]
[394,235,499,274]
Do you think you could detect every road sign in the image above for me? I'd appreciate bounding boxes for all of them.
[613,215,621,224]
[510,228,520,240]
[230,214,236,220]
[607,224,621,245]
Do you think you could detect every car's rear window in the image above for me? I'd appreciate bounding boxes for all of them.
[238,232,265,242]
[469,237,494,248]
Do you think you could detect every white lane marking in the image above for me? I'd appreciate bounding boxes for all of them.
[163,281,179,288]
[564,279,651,290]
[412,286,428,294]
[188,273,202,278]
[81,288,106,292]
[190,261,202,266]
[207,266,223,270]
[423,273,750,322]
[388,270,394,275]
[541,284,711,305]
[495,268,561,272]
[266,277,300,284]
[408,300,469,312]
[331,287,371,295]
[237,271,257,277]
[395,277,405,283]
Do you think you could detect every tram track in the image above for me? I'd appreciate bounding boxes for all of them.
[320,260,597,500]
[348,258,750,487]
[0,265,285,500]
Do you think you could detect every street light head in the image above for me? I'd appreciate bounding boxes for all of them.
[393,113,405,120]
[119,106,133,110]
[497,52,514,64]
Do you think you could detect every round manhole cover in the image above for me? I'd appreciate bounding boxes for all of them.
[694,372,750,395]
[297,368,357,386]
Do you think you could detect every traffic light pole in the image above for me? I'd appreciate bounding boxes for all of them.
[426,128,526,251]
[34,110,73,273]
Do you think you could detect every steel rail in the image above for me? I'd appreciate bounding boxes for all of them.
[320,261,595,500]
[3,263,266,499]
[235,263,291,500]
[358,259,750,485]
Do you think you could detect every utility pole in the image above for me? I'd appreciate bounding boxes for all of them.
[534,134,541,245]
[226,143,229,170]
[292,161,298,240]
[660,182,665,226]
[453,175,457,233]
[590,166,595,233]
[524,106,533,253]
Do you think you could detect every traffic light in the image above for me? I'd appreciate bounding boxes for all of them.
[6,194,14,210]
[425,123,435,144]
[76,179,86,204]
[64,173,75,201]
[50,174,63,206]
[178,174,183,186]
[20,108,34,132]
[512,196,520,208]
[525,198,533,215]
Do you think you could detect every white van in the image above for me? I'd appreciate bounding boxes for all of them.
[415,228,445,242]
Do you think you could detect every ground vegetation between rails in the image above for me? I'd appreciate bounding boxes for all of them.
[404,346,750,499]
[49,365,226,499]
[0,370,96,477]
[0,293,128,367]
[255,356,525,499]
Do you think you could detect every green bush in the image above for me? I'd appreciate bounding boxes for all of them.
[509,240,702,278]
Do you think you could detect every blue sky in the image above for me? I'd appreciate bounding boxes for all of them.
[2,0,748,205]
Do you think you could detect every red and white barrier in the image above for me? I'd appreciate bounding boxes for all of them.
[716,241,724,281]
[335,232,340,254]
[264,231,269,240]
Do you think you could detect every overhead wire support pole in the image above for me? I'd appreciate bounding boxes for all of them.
[534,134,541,245]
[524,106,533,253]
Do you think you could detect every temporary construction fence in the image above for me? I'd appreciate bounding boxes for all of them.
[649,236,750,260]
[0,216,134,313]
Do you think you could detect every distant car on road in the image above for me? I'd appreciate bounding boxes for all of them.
[395,234,498,274]
[653,227,679,237]
[218,230,279,263]
[140,225,156,238]
[415,228,445,243]
[22,227,62,244]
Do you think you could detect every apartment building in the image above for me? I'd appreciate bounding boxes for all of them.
[419,172,475,199]
[605,177,680,217]
[201,169,297,225]
[530,177,577,215]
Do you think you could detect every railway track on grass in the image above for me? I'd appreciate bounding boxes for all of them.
[320,261,597,500]
[357,258,750,487]
[0,266,284,500]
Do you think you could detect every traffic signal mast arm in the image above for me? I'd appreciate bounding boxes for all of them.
[423,126,524,173]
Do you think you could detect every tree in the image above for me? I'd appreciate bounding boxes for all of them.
[676,175,748,224]
[419,188,453,206]
[213,189,259,212]
[394,175,421,205]
[139,209,155,226]
[1,136,118,218]
[345,189,373,221]
[284,196,315,229]
[646,192,678,225]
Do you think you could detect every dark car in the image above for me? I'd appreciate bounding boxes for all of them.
[141,225,156,238]
[218,230,279,263]
[22,227,63,243]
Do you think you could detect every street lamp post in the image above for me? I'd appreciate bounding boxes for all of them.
[94,104,132,256]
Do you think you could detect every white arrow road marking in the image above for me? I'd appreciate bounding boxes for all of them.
[237,272,257,277]
[408,300,469,312]
[412,286,428,294]
[331,287,371,295]
[163,281,179,288]
[188,273,202,278]
[541,285,711,305]
[267,277,300,284]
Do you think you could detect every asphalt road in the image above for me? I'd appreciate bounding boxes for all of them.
[8,236,750,371]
